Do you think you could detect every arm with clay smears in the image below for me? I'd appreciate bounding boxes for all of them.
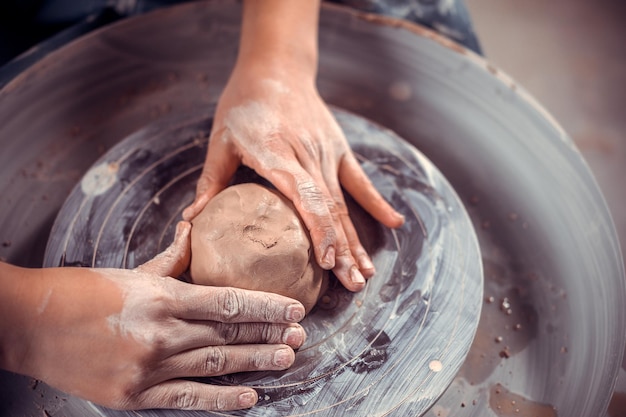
[0,222,306,411]
[183,0,405,292]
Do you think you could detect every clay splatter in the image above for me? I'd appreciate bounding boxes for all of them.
[489,383,557,417]
[80,161,119,197]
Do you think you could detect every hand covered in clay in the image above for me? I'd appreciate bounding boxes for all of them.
[0,222,306,411]
[183,0,405,292]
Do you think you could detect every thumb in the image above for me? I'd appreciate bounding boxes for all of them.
[136,221,192,277]
[182,129,240,221]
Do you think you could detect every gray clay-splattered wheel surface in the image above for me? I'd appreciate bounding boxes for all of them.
[0,1,624,416]
[43,108,484,417]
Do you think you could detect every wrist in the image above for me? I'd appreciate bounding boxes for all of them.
[237,0,320,81]
[232,53,317,89]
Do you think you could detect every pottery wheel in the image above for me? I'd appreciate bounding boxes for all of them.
[43,108,483,417]
[1,1,624,416]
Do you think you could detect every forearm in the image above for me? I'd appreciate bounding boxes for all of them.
[0,263,120,378]
[238,0,320,80]
[0,262,43,373]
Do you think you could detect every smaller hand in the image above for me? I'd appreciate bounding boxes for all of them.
[2,222,306,411]
[183,67,404,292]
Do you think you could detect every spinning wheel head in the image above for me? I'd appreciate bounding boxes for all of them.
[44,108,483,417]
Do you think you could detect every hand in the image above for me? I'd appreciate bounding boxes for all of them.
[0,222,306,411]
[183,1,405,292]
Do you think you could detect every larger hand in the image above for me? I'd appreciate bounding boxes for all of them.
[0,222,306,411]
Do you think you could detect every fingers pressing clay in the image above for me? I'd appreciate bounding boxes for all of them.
[160,344,295,380]
[135,221,192,277]
[182,131,240,221]
[130,380,258,411]
[317,154,375,283]
[169,321,306,352]
[172,284,306,324]
[342,217,375,278]
[182,194,211,223]
[261,165,338,272]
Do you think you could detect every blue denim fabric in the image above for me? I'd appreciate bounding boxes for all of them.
[0,0,481,67]
[333,0,481,54]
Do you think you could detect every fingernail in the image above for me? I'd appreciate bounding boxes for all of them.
[273,348,293,367]
[285,304,304,322]
[394,212,406,224]
[321,246,335,269]
[238,391,257,408]
[359,254,375,274]
[283,326,304,347]
[350,266,366,285]
[181,206,193,221]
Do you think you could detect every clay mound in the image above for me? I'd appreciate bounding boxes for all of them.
[190,183,328,313]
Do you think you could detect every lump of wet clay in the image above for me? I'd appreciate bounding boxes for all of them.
[190,183,328,313]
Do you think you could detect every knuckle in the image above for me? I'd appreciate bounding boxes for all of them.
[202,347,227,375]
[137,318,175,354]
[300,133,319,160]
[337,246,353,259]
[261,323,277,342]
[258,293,282,322]
[333,199,349,217]
[334,241,353,260]
[296,178,323,200]
[148,279,174,303]
[218,322,241,345]
[295,180,327,214]
[147,331,171,356]
[325,199,339,216]
[312,220,336,239]
[173,382,200,410]
[251,350,267,369]
[214,391,230,411]
[217,288,243,322]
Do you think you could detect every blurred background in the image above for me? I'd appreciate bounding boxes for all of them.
[467,0,626,414]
